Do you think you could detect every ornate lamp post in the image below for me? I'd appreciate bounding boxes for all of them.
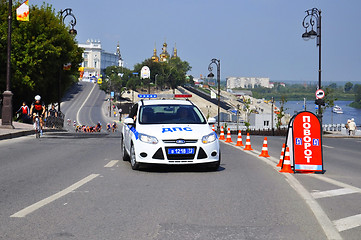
[207,58,220,133]
[302,8,322,122]
[1,0,14,128]
[58,8,77,112]
[60,8,77,35]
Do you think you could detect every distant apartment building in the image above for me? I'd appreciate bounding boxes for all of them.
[226,77,271,89]
[78,39,122,80]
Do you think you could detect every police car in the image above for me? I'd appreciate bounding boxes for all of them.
[121,94,220,170]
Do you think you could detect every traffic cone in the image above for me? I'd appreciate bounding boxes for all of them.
[219,126,225,140]
[276,144,285,167]
[259,137,270,157]
[279,147,294,173]
[212,125,215,132]
[225,128,233,143]
[243,133,253,150]
[235,130,244,147]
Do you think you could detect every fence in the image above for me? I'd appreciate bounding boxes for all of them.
[45,112,64,129]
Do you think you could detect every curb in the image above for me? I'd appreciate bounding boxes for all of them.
[0,129,67,141]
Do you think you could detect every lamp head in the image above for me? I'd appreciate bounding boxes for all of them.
[207,72,214,78]
[69,28,77,35]
[302,31,310,41]
[308,29,317,39]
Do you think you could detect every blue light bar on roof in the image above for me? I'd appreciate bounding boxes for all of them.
[138,94,157,98]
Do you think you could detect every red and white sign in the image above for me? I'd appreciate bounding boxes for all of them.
[141,66,150,79]
[315,89,325,99]
[292,111,323,172]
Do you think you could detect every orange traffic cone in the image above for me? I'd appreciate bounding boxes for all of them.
[235,130,244,146]
[276,144,285,167]
[225,128,233,143]
[279,147,294,173]
[212,125,215,132]
[243,133,253,150]
[219,126,225,140]
[259,137,270,157]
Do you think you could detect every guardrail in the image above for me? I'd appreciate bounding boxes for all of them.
[45,112,64,129]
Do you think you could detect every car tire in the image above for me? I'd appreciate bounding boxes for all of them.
[130,144,140,170]
[121,135,130,161]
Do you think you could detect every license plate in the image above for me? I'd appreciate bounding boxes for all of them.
[167,148,194,155]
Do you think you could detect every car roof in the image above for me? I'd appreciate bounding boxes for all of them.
[139,99,193,106]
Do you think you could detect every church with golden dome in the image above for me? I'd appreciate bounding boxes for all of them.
[151,41,178,62]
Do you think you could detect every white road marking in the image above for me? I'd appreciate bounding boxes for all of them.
[76,83,97,126]
[311,188,358,199]
[10,174,99,218]
[224,141,343,239]
[310,174,361,194]
[333,214,361,232]
[323,145,334,149]
[104,160,119,168]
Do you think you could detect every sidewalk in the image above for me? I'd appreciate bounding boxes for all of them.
[0,120,35,140]
[0,119,65,140]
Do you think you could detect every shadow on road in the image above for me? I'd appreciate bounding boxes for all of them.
[135,164,225,173]
[43,132,120,139]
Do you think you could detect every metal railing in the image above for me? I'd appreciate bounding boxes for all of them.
[45,111,64,129]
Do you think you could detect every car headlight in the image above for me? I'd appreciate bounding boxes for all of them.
[138,133,158,144]
[202,132,217,144]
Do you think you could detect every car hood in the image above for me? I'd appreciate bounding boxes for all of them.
[137,124,213,140]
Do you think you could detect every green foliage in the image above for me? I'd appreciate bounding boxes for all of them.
[251,83,354,101]
[134,57,191,92]
[102,56,192,97]
[0,2,83,111]
[276,96,287,129]
[350,84,361,108]
[344,82,353,92]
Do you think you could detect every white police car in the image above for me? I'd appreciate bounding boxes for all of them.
[121,94,220,170]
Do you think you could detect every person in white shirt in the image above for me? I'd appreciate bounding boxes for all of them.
[348,118,357,135]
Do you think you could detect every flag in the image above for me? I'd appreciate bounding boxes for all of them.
[63,63,72,71]
[16,0,29,22]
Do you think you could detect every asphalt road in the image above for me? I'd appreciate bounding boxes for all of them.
[0,82,360,240]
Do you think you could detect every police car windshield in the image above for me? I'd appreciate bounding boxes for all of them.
[139,105,206,124]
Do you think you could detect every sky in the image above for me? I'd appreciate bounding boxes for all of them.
[31,0,361,84]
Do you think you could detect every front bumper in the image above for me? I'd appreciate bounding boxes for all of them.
[134,139,220,165]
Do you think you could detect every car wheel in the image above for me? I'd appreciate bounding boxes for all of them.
[130,144,140,170]
[121,135,130,161]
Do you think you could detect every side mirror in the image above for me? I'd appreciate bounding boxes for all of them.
[124,117,135,125]
[207,117,216,124]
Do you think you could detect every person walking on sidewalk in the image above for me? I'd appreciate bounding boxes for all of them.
[349,118,357,136]
[16,101,30,123]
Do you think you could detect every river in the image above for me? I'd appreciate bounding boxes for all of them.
[282,100,360,126]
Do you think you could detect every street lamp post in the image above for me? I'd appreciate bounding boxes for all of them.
[1,0,14,128]
[58,8,77,113]
[302,8,322,123]
[207,58,221,134]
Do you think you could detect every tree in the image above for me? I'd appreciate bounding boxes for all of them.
[344,82,353,92]
[324,87,337,112]
[0,2,83,111]
[276,96,287,129]
[132,56,191,92]
[350,84,361,108]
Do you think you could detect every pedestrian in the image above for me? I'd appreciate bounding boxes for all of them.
[47,104,58,128]
[47,104,58,117]
[16,101,30,123]
[349,118,357,136]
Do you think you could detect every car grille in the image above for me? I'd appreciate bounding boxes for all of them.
[162,139,198,144]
